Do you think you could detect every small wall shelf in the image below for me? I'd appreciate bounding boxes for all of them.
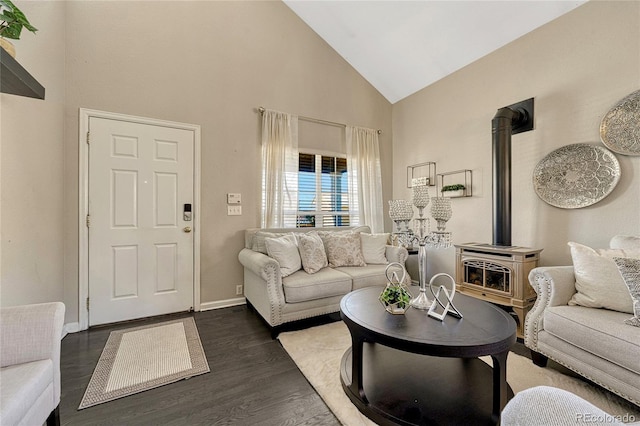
[437,169,472,197]
[407,162,436,188]
[1,47,45,100]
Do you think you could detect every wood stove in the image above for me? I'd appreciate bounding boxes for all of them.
[454,99,541,338]
[455,243,541,337]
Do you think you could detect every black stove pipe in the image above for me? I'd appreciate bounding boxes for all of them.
[492,107,526,247]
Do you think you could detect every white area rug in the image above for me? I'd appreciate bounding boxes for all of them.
[79,317,209,409]
[279,321,640,425]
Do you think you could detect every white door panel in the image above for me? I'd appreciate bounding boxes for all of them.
[88,117,194,325]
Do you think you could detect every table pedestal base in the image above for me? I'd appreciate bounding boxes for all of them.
[340,344,513,426]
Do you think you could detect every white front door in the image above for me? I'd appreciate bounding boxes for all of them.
[88,116,195,326]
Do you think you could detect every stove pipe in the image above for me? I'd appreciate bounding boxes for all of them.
[492,107,527,247]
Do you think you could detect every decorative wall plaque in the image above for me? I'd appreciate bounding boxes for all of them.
[533,143,620,209]
[600,90,640,156]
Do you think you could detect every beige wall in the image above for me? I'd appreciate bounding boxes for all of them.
[392,1,640,278]
[60,1,392,323]
[1,2,66,306]
[5,0,639,326]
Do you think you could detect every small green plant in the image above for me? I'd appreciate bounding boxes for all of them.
[0,0,37,40]
[380,285,411,309]
[441,184,465,192]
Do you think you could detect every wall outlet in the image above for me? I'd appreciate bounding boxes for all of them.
[236,285,243,295]
[227,205,242,216]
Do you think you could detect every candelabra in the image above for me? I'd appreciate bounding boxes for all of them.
[388,185,453,310]
[388,199,415,248]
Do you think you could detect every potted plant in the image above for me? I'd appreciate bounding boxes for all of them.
[0,0,38,58]
[379,263,412,314]
[441,184,466,197]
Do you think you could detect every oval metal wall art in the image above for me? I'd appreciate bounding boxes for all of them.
[600,90,640,156]
[533,143,620,209]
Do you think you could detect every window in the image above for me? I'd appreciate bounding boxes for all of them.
[297,153,354,228]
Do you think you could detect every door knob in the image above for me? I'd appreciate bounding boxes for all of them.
[183,226,192,233]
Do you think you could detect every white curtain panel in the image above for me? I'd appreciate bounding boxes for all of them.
[261,109,299,228]
[346,126,384,233]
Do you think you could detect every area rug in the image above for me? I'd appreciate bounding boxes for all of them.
[79,317,209,409]
[279,321,640,425]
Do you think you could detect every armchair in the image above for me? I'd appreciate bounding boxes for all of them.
[524,236,640,407]
[0,302,65,426]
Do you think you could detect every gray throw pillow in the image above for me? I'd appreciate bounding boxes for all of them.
[323,232,366,267]
[614,257,640,327]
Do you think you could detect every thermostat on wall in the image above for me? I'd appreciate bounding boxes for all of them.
[227,193,241,204]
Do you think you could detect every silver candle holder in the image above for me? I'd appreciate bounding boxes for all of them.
[388,184,453,310]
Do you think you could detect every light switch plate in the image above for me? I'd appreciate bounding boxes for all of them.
[227,205,242,216]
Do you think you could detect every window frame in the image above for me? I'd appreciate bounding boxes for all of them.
[296,149,353,228]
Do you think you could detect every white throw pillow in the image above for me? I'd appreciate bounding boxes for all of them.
[252,231,287,254]
[360,233,390,265]
[614,257,640,327]
[265,234,301,278]
[297,232,328,274]
[610,235,640,250]
[568,242,640,313]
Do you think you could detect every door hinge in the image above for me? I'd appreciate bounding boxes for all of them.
[86,131,90,144]
[86,214,91,227]
[86,297,90,311]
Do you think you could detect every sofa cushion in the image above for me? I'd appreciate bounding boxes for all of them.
[265,234,300,278]
[297,232,328,274]
[543,305,640,375]
[323,232,366,267]
[282,268,351,303]
[614,257,640,327]
[360,233,389,264]
[335,264,408,290]
[0,360,54,426]
[335,265,389,290]
[567,242,640,313]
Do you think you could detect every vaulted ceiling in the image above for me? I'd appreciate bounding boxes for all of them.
[284,0,587,104]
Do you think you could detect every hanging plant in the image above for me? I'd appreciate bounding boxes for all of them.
[0,0,37,40]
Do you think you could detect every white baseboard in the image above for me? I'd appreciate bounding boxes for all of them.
[63,322,81,336]
[199,297,246,311]
[61,300,246,334]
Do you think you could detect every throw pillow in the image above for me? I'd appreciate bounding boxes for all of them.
[614,257,640,327]
[568,242,640,313]
[252,231,287,254]
[297,232,328,274]
[264,234,301,278]
[610,235,640,250]
[360,233,390,265]
[323,232,366,267]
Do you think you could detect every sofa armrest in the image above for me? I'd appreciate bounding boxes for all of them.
[524,266,576,351]
[385,245,409,264]
[238,248,282,283]
[0,302,65,368]
[1,302,65,404]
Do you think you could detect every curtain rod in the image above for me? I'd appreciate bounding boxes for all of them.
[258,107,382,135]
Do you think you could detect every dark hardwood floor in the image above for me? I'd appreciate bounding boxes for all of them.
[60,306,340,425]
[60,304,539,425]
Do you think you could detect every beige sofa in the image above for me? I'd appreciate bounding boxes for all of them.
[524,236,640,407]
[238,226,409,335]
[0,302,65,426]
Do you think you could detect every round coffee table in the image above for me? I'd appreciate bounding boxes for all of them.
[340,286,516,426]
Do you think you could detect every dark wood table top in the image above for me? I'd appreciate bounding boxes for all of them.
[340,286,516,358]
